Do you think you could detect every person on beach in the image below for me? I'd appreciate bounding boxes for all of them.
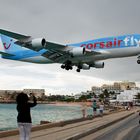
[92,100,97,117]
[99,101,104,117]
[16,92,37,140]
[81,100,87,118]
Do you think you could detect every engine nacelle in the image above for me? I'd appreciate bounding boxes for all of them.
[82,63,90,70]
[93,61,104,68]
[70,47,86,57]
[31,38,46,50]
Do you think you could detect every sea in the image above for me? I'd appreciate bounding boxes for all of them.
[0,103,95,131]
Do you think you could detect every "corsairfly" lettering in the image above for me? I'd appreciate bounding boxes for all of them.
[80,36,140,49]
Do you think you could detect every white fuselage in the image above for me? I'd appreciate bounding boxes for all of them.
[20,46,140,64]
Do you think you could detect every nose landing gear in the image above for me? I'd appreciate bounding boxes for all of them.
[137,59,140,64]
[137,55,140,64]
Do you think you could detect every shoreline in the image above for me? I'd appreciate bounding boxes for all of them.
[0,100,90,106]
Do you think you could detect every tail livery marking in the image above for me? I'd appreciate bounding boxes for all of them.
[3,39,13,50]
[0,34,26,54]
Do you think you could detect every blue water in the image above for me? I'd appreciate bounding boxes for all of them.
[0,103,93,131]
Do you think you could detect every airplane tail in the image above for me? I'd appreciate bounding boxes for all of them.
[0,33,24,57]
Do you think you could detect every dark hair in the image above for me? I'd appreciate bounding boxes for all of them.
[16,92,29,104]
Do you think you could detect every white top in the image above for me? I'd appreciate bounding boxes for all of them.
[99,104,104,110]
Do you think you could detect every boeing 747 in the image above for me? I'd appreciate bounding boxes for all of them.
[0,29,140,72]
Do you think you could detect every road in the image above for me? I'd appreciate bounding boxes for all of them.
[0,110,138,140]
[80,112,140,140]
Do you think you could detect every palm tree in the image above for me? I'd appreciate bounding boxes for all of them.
[103,89,110,98]
[99,93,104,100]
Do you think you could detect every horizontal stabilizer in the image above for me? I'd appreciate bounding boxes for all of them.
[0,51,15,57]
[0,29,30,40]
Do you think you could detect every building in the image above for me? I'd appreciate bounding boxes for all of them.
[91,86,102,95]
[92,83,121,94]
[101,84,120,92]
[0,89,45,100]
[74,91,92,100]
[119,81,136,90]
[23,89,45,98]
[92,81,136,95]
[114,82,121,90]
[117,89,140,103]
[0,90,22,100]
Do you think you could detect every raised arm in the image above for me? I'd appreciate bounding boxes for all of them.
[29,95,37,107]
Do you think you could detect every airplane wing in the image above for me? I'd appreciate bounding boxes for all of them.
[41,44,70,63]
[0,29,102,63]
[42,46,104,64]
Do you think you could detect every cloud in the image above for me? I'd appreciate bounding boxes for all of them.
[0,0,140,94]
[0,60,112,95]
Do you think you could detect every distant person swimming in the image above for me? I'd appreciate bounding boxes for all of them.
[16,92,37,140]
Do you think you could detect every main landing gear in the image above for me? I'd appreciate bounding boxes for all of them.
[61,64,73,70]
[61,60,73,71]
[61,61,82,72]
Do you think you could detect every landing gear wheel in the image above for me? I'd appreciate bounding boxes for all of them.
[76,69,80,72]
[137,60,140,64]
[65,66,70,70]
[65,65,73,70]
[61,60,73,71]
[69,66,73,70]
[61,65,65,69]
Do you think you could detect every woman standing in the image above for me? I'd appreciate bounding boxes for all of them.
[92,100,97,117]
[16,92,37,140]
[81,100,87,118]
[99,101,104,117]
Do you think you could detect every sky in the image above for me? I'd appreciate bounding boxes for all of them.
[0,0,140,95]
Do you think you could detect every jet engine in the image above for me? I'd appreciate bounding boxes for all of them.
[93,61,104,68]
[81,63,90,70]
[70,47,86,57]
[31,38,46,50]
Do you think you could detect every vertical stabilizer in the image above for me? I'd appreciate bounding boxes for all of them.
[0,34,24,54]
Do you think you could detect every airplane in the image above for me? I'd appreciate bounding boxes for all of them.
[0,29,140,72]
